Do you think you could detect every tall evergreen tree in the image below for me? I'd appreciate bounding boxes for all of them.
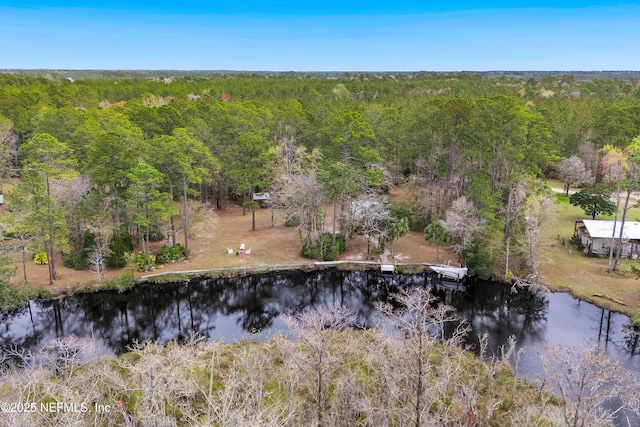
[18,133,77,285]
[127,162,177,269]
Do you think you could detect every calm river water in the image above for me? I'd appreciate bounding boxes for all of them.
[1,269,639,381]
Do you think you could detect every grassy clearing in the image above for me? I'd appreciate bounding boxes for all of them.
[540,181,640,318]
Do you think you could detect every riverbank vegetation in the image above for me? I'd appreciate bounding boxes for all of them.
[1,288,637,427]
[1,71,640,313]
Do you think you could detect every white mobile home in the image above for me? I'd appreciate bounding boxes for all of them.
[575,219,640,258]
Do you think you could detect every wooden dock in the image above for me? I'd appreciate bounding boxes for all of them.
[379,249,395,273]
[380,264,395,273]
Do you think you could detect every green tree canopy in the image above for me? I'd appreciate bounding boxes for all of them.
[127,162,177,268]
[569,183,616,220]
[318,109,382,186]
[18,133,77,285]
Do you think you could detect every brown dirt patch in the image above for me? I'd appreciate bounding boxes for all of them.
[11,198,456,295]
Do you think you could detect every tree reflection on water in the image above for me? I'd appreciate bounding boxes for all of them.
[0,269,637,379]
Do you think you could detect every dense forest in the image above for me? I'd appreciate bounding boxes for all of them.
[2,71,640,287]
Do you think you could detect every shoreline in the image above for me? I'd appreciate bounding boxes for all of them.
[539,276,638,320]
[137,260,450,283]
[35,261,633,320]
[34,260,461,303]
[133,262,640,321]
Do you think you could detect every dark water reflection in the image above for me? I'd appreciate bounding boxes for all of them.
[1,270,639,380]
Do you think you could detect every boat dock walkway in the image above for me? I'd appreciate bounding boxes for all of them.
[139,257,467,283]
[379,249,395,273]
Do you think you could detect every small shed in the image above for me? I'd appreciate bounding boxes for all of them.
[575,219,640,258]
[0,194,4,215]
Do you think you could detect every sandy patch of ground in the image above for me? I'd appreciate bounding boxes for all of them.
[10,197,456,294]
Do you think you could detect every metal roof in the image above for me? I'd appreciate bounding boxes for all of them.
[0,194,3,204]
[581,219,640,240]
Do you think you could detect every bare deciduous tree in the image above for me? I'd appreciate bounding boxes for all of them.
[557,155,594,196]
[0,210,36,283]
[282,302,355,425]
[375,288,470,427]
[87,243,110,282]
[579,141,600,180]
[208,340,297,426]
[270,171,325,245]
[601,146,631,272]
[119,338,206,426]
[520,191,555,277]
[440,196,486,259]
[538,341,640,427]
[48,174,93,253]
[273,121,319,178]
[343,193,390,255]
[504,179,527,277]
[40,335,99,384]
[181,199,218,239]
[2,326,636,426]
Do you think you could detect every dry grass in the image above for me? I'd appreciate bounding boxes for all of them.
[9,190,456,295]
[540,243,640,316]
[539,182,640,317]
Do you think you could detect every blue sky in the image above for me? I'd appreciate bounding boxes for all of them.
[1,1,639,71]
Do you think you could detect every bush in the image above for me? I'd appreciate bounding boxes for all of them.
[1,256,49,313]
[0,282,50,314]
[464,241,496,279]
[104,269,136,293]
[34,251,48,265]
[148,228,165,243]
[63,250,89,270]
[156,244,186,264]
[301,240,317,259]
[83,230,97,250]
[64,231,107,271]
[302,233,346,261]
[107,234,134,268]
[129,252,157,272]
[285,215,300,227]
[63,231,99,270]
[569,234,585,250]
[410,199,430,232]
[389,202,414,229]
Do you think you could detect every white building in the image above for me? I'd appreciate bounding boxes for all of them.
[575,219,640,258]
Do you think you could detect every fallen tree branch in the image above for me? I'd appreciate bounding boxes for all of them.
[592,293,628,307]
